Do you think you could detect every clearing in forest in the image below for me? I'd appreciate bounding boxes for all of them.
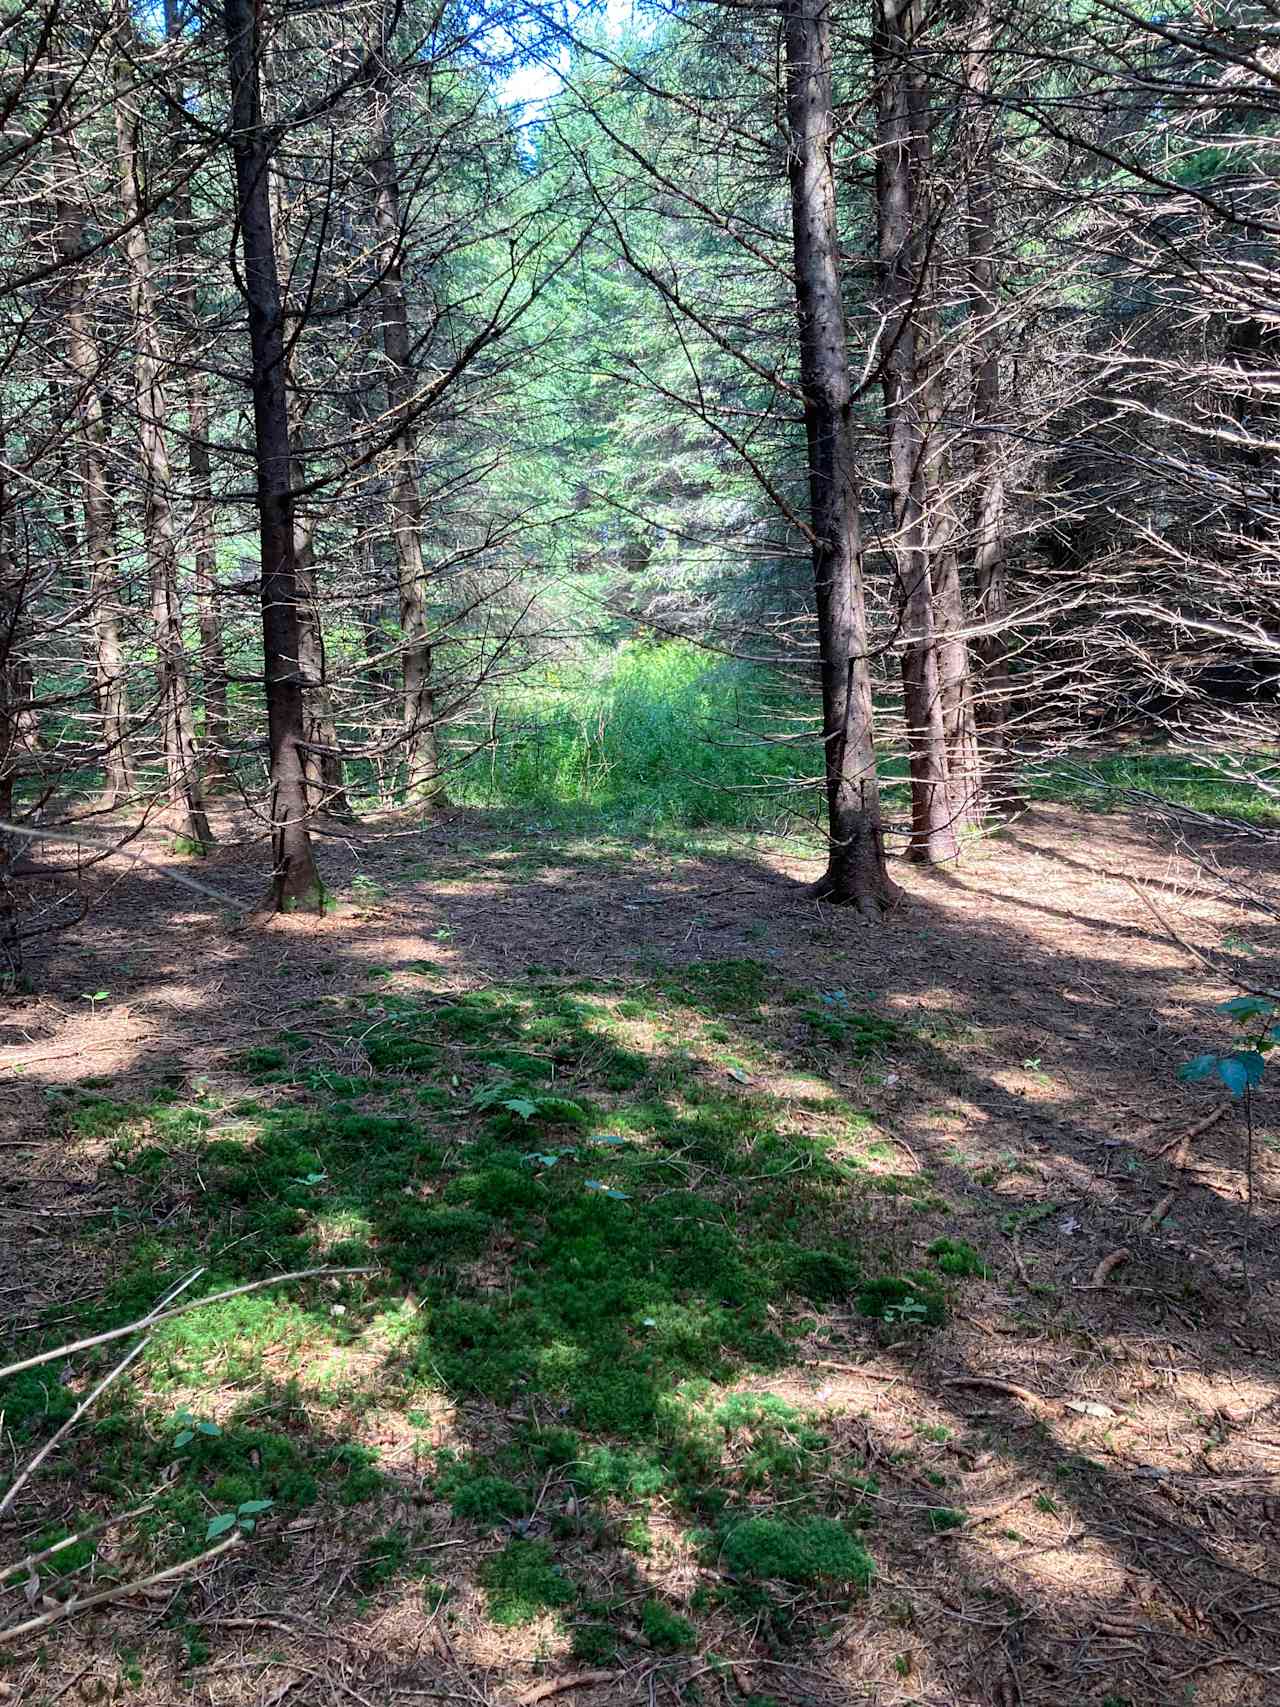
[1,803,1278,1707]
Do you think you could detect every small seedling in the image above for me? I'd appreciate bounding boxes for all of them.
[883,1297,929,1324]
[206,1499,273,1540]
[81,989,110,1016]
[172,1410,221,1450]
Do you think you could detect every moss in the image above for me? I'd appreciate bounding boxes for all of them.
[927,1237,988,1279]
[856,1274,946,1327]
[354,1526,438,1590]
[437,1455,530,1523]
[782,1248,859,1303]
[0,1371,77,1440]
[571,1623,619,1663]
[66,1097,136,1139]
[479,1540,576,1626]
[799,998,900,1057]
[926,1507,967,1532]
[329,1444,384,1505]
[641,1598,697,1651]
[49,950,912,1609]
[718,1517,872,1588]
[364,1037,441,1073]
[230,1046,288,1073]
[650,959,771,1016]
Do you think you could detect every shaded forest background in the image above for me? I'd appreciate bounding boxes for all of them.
[0,0,1277,957]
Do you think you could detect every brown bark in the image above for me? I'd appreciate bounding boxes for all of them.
[874,0,958,864]
[965,0,1014,759]
[48,94,135,808]
[783,0,899,916]
[162,3,233,796]
[0,436,25,993]
[112,19,212,850]
[369,67,447,808]
[265,152,353,821]
[222,0,324,910]
[908,16,981,830]
[293,485,354,818]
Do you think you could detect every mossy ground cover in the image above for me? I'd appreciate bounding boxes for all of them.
[0,948,990,1677]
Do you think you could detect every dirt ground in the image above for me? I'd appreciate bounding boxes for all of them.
[2,802,1279,1707]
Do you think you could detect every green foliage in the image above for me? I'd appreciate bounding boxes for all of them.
[436,1454,530,1523]
[457,643,822,832]
[1181,995,1275,1099]
[1033,752,1280,828]
[718,1517,873,1587]
[927,1238,988,1279]
[800,992,900,1057]
[479,1540,576,1625]
[571,1623,619,1663]
[856,1275,946,1327]
[641,1598,697,1651]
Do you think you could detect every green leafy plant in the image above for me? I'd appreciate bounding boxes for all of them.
[205,1498,272,1540]
[1179,996,1275,1099]
[172,1411,221,1450]
[1180,993,1276,1281]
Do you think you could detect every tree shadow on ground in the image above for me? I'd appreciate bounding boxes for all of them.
[1,804,1278,1704]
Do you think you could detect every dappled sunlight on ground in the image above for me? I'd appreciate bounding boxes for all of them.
[1,801,1278,1704]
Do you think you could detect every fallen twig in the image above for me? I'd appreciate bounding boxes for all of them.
[1151,1103,1228,1166]
[514,1671,620,1705]
[0,1503,154,1584]
[0,1532,241,1647]
[0,1267,377,1382]
[943,1376,1048,1410]
[0,1269,203,1520]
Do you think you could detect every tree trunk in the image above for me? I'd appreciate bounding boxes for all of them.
[783,0,899,916]
[908,10,981,831]
[162,3,234,796]
[293,484,354,817]
[0,436,25,994]
[265,155,353,820]
[222,0,323,910]
[965,0,1014,767]
[48,94,135,808]
[874,0,957,864]
[369,69,447,809]
[112,20,212,850]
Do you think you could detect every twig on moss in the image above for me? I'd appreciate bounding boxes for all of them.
[0,1503,154,1585]
[0,1267,377,1382]
[0,1532,242,1647]
[0,1268,203,1520]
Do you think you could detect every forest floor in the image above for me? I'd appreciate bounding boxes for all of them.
[2,800,1279,1707]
